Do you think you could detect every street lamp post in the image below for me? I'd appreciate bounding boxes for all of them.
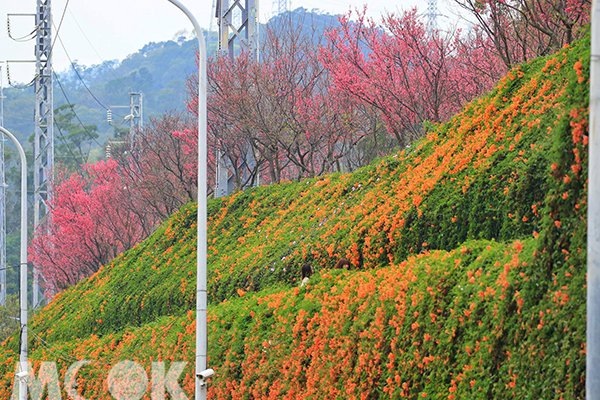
[589,0,600,397]
[0,126,28,400]
[164,2,209,399]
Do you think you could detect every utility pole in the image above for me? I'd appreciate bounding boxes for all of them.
[127,91,143,149]
[589,0,600,397]
[217,0,258,59]
[5,13,37,308]
[215,0,258,197]
[272,0,290,15]
[0,65,6,307]
[210,0,217,40]
[106,91,143,156]
[427,0,438,35]
[33,0,54,308]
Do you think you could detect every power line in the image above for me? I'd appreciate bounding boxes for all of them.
[66,9,122,81]
[5,62,35,89]
[31,330,79,363]
[0,264,19,272]
[54,117,88,165]
[48,0,70,61]
[7,25,36,42]
[53,72,103,148]
[66,9,103,60]
[6,13,37,42]
[53,32,109,110]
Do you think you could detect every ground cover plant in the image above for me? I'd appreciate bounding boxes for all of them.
[0,30,590,399]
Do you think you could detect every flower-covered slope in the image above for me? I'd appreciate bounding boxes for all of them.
[0,34,590,398]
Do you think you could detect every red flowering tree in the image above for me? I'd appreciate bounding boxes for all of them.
[30,160,149,294]
[320,9,505,146]
[30,114,198,294]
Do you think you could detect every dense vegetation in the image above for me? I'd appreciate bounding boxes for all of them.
[1,9,339,145]
[0,30,590,398]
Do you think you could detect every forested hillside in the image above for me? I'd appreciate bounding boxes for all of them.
[0,30,590,399]
[1,8,338,144]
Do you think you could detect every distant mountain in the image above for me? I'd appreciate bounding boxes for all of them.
[2,32,216,145]
[2,8,341,146]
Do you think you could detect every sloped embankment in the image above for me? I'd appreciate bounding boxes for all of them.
[0,34,590,398]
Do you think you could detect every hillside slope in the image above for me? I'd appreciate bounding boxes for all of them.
[0,34,590,398]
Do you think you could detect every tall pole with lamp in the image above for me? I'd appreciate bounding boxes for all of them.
[0,126,28,400]
[164,2,210,399]
[589,0,600,397]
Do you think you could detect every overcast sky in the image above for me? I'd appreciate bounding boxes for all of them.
[0,0,460,83]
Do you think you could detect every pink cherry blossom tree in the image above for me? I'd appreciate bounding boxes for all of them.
[320,8,505,146]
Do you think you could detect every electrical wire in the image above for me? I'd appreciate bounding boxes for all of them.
[53,32,109,110]
[5,63,35,89]
[5,0,68,89]
[18,324,23,365]
[31,330,79,363]
[0,264,18,272]
[54,116,90,164]
[6,14,37,42]
[67,9,122,82]
[53,72,104,148]
[48,0,71,61]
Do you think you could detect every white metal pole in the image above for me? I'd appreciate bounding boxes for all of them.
[0,127,28,400]
[0,65,6,308]
[589,0,600,397]
[164,2,208,399]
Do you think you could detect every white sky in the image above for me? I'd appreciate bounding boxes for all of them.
[0,0,460,83]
